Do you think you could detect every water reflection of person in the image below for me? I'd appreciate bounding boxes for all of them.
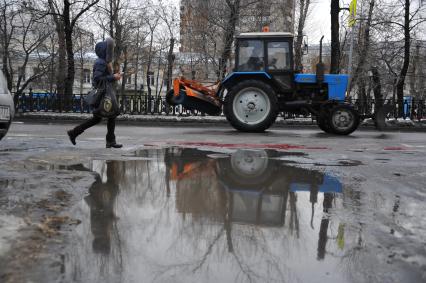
[84,161,119,254]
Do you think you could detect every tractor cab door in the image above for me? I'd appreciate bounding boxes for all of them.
[235,37,294,93]
[265,40,294,92]
[236,39,266,72]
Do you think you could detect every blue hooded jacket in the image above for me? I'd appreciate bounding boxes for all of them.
[93,39,115,87]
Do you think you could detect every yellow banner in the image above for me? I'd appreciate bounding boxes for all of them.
[348,0,357,27]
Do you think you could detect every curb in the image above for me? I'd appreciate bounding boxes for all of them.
[13,112,426,131]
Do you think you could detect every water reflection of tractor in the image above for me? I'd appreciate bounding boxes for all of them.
[165,148,343,259]
[165,148,342,228]
[167,32,390,134]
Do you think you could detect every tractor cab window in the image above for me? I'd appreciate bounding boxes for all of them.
[267,42,290,70]
[238,40,264,71]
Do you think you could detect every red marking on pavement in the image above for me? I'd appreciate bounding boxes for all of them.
[384,146,407,151]
[172,141,328,150]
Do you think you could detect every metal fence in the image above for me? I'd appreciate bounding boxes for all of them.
[13,91,426,120]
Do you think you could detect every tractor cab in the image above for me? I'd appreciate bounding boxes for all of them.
[233,32,294,91]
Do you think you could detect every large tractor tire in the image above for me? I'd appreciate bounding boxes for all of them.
[327,104,360,135]
[216,149,278,189]
[224,80,278,132]
[165,89,185,106]
[316,114,333,133]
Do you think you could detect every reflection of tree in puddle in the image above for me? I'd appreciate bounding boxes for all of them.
[67,148,359,283]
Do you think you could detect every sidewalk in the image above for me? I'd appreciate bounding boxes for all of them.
[14,111,426,130]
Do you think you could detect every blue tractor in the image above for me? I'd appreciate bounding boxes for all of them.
[168,32,360,135]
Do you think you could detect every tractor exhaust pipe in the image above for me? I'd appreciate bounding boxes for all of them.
[316,36,325,85]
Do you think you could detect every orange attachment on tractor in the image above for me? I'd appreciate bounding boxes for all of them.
[166,77,223,115]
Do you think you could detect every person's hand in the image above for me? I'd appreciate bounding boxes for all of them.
[113,73,122,80]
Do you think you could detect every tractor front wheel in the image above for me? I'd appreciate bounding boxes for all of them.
[327,104,360,135]
[224,80,278,132]
[316,114,333,133]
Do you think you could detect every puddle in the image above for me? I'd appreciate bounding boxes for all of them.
[0,146,422,282]
[63,148,362,283]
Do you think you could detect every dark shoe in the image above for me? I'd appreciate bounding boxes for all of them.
[106,142,123,149]
[67,130,77,145]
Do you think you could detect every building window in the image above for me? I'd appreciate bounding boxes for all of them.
[83,69,91,84]
[125,74,131,84]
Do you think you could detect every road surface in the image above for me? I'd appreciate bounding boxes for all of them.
[0,121,425,283]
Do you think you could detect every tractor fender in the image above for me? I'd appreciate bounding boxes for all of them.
[221,72,272,91]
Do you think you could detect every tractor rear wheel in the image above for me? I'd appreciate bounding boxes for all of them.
[327,104,360,135]
[224,80,278,132]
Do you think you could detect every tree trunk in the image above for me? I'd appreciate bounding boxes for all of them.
[134,28,140,93]
[63,0,75,104]
[15,54,30,95]
[48,0,67,110]
[0,6,13,91]
[120,47,128,96]
[49,36,56,95]
[371,66,382,112]
[349,0,375,92]
[330,0,340,74]
[2,51,12,91]
[220,0,241,79]
[56,25,67,110]
[113,23,122,74]
[396,0,410,117]
[155,49,162,99]
[79,33,84,94]
[294,0,310,72]
[146,30,154,107]
[166,37,175,92]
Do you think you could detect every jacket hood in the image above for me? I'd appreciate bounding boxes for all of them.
[95,38,114,62]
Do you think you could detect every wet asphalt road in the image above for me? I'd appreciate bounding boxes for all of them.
[1,121,426,283]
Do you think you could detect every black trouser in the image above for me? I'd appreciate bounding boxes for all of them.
[72,115,116,143]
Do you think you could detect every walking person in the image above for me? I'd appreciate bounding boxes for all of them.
[67,37,123,148]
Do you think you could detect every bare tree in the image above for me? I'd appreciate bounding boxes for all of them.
[14,6,52,95]
[47,0,66,100]
[294,0,311,72]
[219,0,241,79]
[330,0,340,74]
[47,0,99,100]
[156,0,178,92]
[349,0,375,99]
[372,0,426,116]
